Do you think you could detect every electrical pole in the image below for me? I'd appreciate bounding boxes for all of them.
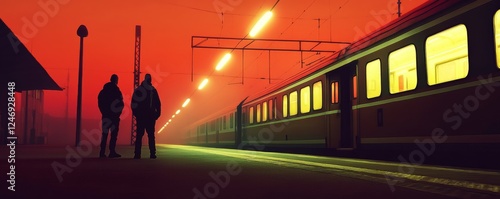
[131,25,141,145]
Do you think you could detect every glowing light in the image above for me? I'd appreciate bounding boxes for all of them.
[249,11,273,37]
[158,123,169,134]
[182,98,191,107]
[176,109,181,115]
[158,126,165,134]
[169,119,172,122]
[215,53,232,71]
[172,114,176,118]
[198,78,209,90]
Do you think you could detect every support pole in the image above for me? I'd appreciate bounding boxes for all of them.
[397,0,401,17]
[242,50,245,85]
[268,50,271,84]
[75,25,88,147]
[300,41,303,68]
[191,47,194,82]
[131,25,141,145]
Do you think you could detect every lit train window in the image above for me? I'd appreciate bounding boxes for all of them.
[272,98,277,119]
[283,95,288,118]
[213,120,216,131]
[249,107,254,124]
[290,91,298,116]
[256,104,261,123]
[268,99,273,120]
[366,59,381,99]
[300,86,311,114]
[219,118,223,131]
[495,10,500,68]
[353,76,358,99]
[230,113,234,128]
[426,24,469,85]
[389,44,417,94]
[331,82,339,103]
[262,101,268,122]
[223,116,227,130]
[313,81,323,110]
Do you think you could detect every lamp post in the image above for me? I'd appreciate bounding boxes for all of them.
[75,25,88,147]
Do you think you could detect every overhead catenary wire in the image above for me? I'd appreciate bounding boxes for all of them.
[277,0,350,80]
[166,0,282,131]
[239,0,323,83]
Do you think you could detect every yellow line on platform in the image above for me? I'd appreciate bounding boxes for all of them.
[165,144,500,194]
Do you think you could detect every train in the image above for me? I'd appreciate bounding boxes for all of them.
[185,0,500,155]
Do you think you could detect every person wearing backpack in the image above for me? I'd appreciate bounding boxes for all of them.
[98,74,124,158]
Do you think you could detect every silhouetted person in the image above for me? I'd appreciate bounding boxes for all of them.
[132,73,161,159]
[98,74,124,158]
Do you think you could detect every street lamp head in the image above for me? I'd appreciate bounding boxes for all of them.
[77,25,88,37]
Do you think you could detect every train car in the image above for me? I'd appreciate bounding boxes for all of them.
[185,104,237,146]
[187,0,500,154]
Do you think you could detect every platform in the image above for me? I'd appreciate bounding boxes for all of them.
[1,144,499,199]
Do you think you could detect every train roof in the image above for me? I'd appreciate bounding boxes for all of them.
[243,0,470,105]
[186,101,239,128]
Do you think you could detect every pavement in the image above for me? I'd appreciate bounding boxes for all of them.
[1,144,499,199]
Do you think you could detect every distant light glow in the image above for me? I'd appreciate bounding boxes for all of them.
[158,126,165,134]
[249,11,273,37]
[182,98,191,107]
[215,53,232,71]
[172,114,176,118]
[158,123,168,134]
[176,109,181,115]
[198,78,209,90]
[169,119,172,122]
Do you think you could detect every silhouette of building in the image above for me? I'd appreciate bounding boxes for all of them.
[0,18,62,145]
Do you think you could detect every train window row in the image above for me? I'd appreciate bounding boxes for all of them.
[247,10,500,123]
[202,113,235,134]
[249,81,323,124]
[249,99,278,124]
[282,81,323,118]
[366,24,470,98]
[221,113,235,129]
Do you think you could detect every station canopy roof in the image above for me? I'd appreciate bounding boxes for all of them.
[0,18,62,92]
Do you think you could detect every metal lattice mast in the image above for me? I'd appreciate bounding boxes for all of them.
[131,25,141,145]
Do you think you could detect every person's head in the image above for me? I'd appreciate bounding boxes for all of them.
[144,73,152,84]
[110,74,118,84]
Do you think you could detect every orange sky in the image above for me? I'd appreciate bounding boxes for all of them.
[1,0,427,143]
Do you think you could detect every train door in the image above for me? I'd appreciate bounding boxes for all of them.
[236,97,247,147]
[327,61,357,149]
